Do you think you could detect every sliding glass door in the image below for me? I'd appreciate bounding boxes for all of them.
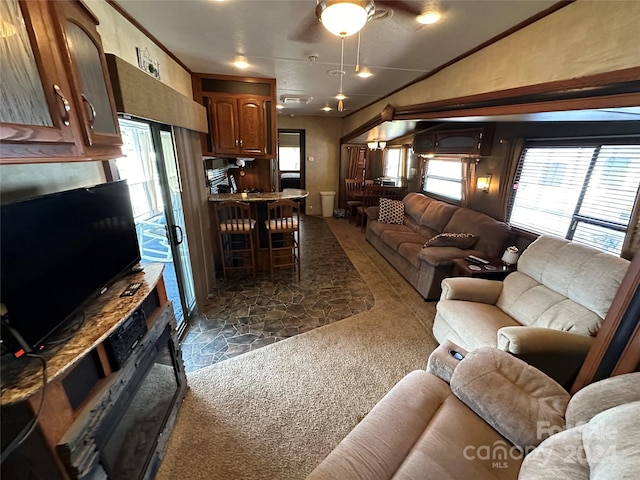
[116,117,196,331]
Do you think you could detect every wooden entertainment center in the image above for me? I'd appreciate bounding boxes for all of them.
[1,264,187,480]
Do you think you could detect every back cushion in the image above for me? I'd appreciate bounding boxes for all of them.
[443,208,510,257]
[418,200,458,233]
[517,236,629,320]
[403,193,433,229]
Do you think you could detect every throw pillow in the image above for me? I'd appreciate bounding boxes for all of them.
[378,198,404,225]
[423,232,477,249]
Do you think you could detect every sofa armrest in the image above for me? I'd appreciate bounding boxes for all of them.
[440,277,503,303]
[365,206,379,220]
[497,326,594,387]
[497,326,594,356]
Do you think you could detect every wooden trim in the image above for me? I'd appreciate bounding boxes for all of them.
[344,1,575,119]
[570,252,640,393]
[193,72,276,87]
[340,112,384,144]
[106,0,191,74]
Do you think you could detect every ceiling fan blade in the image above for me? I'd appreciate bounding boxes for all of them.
[289,12,324,44]
[377,1,424,17]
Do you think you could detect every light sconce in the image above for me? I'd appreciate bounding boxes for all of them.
[476,174,492,192]
[317,1,374,37]
[367,140,386,150]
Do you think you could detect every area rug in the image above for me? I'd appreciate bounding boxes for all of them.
[157,218,438,480]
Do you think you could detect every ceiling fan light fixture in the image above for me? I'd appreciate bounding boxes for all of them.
[317,1,374,37]
[417,11,442,25]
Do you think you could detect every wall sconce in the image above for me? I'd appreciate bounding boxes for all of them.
[367,140,386,150]
[476,174,492,192]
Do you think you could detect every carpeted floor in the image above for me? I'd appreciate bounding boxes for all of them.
[157,217,439,480]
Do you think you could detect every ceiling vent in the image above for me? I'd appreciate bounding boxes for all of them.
[370,7,393,21]
[280,95,314,104]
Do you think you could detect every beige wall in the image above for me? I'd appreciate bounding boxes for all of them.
[87,0,193,98]
[0,162,106,203]
[277,115,342,215]
[342,0,640,134]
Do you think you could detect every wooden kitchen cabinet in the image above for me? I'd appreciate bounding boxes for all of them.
[0,0,121,164]
[193,73,276,159]
[208,95,266,156]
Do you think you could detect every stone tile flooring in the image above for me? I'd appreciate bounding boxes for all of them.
[180,215,374,372]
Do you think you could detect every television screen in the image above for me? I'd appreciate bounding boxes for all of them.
[0,180,141,353]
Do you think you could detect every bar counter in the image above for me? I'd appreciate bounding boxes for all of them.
[208,188,309,203]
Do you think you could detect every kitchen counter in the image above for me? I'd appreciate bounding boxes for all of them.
[208,188,309,202]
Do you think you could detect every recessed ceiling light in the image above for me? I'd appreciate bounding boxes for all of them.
[322,105,332,112]
[276,104,284,110]
[233,58,249,69]
[357,68,373,79]
[335,93,346,100]
[417,12,441,25]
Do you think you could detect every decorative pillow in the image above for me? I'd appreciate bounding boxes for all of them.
[378,198,404,225]
[423,232,477,249]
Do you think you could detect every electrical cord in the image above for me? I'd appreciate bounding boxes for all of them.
[0,354,47,464]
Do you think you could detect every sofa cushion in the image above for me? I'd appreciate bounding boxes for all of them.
[397,241,424,269]
[517,235,629,321]
[380,229,426,252]
[444,208,511,257]
[378,198,405,225]
[424,232,477,249]
[368,219,410,239]
[435,301,520,349]
[518,427,588,479]
[450,348,569,452]
[403,192,434,228]
[418,199,458,233]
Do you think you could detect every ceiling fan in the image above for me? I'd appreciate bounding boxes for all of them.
[291,0,426,44]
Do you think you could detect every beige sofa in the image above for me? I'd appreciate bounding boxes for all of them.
[434,235,630,386]
[307,346,640,480]
[365,192,511,299]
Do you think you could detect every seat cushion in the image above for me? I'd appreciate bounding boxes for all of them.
[434,301,520,349]
[307,370,521,480]
[220,218,256,231]
[380,229,426,252]
[265,217,298,230]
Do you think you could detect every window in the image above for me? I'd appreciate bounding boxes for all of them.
[422,157,463,201]
[383,147,405,185]
[508,142,640,255]
[278,146,300,171]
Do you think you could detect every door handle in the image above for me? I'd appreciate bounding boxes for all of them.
[172,225,184,245]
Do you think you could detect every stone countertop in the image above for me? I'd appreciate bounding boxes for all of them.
[208,189,309,202]
[1,263,164,406]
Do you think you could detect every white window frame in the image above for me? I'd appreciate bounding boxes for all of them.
[422,156,464,202]
[507,140,640,256]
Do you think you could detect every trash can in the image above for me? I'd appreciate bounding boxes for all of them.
[320,191,336,217]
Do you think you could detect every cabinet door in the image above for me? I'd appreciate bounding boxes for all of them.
[435,130,482,154]
[210,96,240,155]
[52,0,121,151]
[0,0,78,160]
[238,98,265,156]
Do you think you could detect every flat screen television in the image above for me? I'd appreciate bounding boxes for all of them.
[1,180,141,354]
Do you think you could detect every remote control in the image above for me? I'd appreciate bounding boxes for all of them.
[466,255,489,264]
[120,282,142,297]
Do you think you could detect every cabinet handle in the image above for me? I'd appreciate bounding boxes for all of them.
[239,139,243,147]
[53,84,71,127]
[235,139,239,147]
[81,94,96,129]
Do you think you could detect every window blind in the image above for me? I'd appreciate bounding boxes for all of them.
[508,143,640,255]
[423,157,463,201]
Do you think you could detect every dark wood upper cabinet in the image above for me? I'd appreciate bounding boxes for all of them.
[413,126,494,156]
[0,0,122,164]
[193,73,276,159]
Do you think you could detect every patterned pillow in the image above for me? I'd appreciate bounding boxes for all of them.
[378,198,405,225]
[423,232,477,248]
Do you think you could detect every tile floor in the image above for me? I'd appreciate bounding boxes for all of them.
[180,215,374,372]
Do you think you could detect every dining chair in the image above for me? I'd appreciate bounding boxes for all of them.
[265,199,301,282]
[345,179,364,223]
[356,185,389,232]
[214,200,257,282]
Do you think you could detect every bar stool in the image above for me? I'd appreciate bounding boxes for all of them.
[265,199,301,282]
[215,200,256,282]
[345,179,363,223]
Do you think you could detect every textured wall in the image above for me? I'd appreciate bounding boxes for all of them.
[342,1,640,134]
[277,115,342,216]
[86,0,193,98]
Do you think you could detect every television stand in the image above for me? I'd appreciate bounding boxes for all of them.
[1,264,187,480]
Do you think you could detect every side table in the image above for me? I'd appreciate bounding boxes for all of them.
[452,257,516,280]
